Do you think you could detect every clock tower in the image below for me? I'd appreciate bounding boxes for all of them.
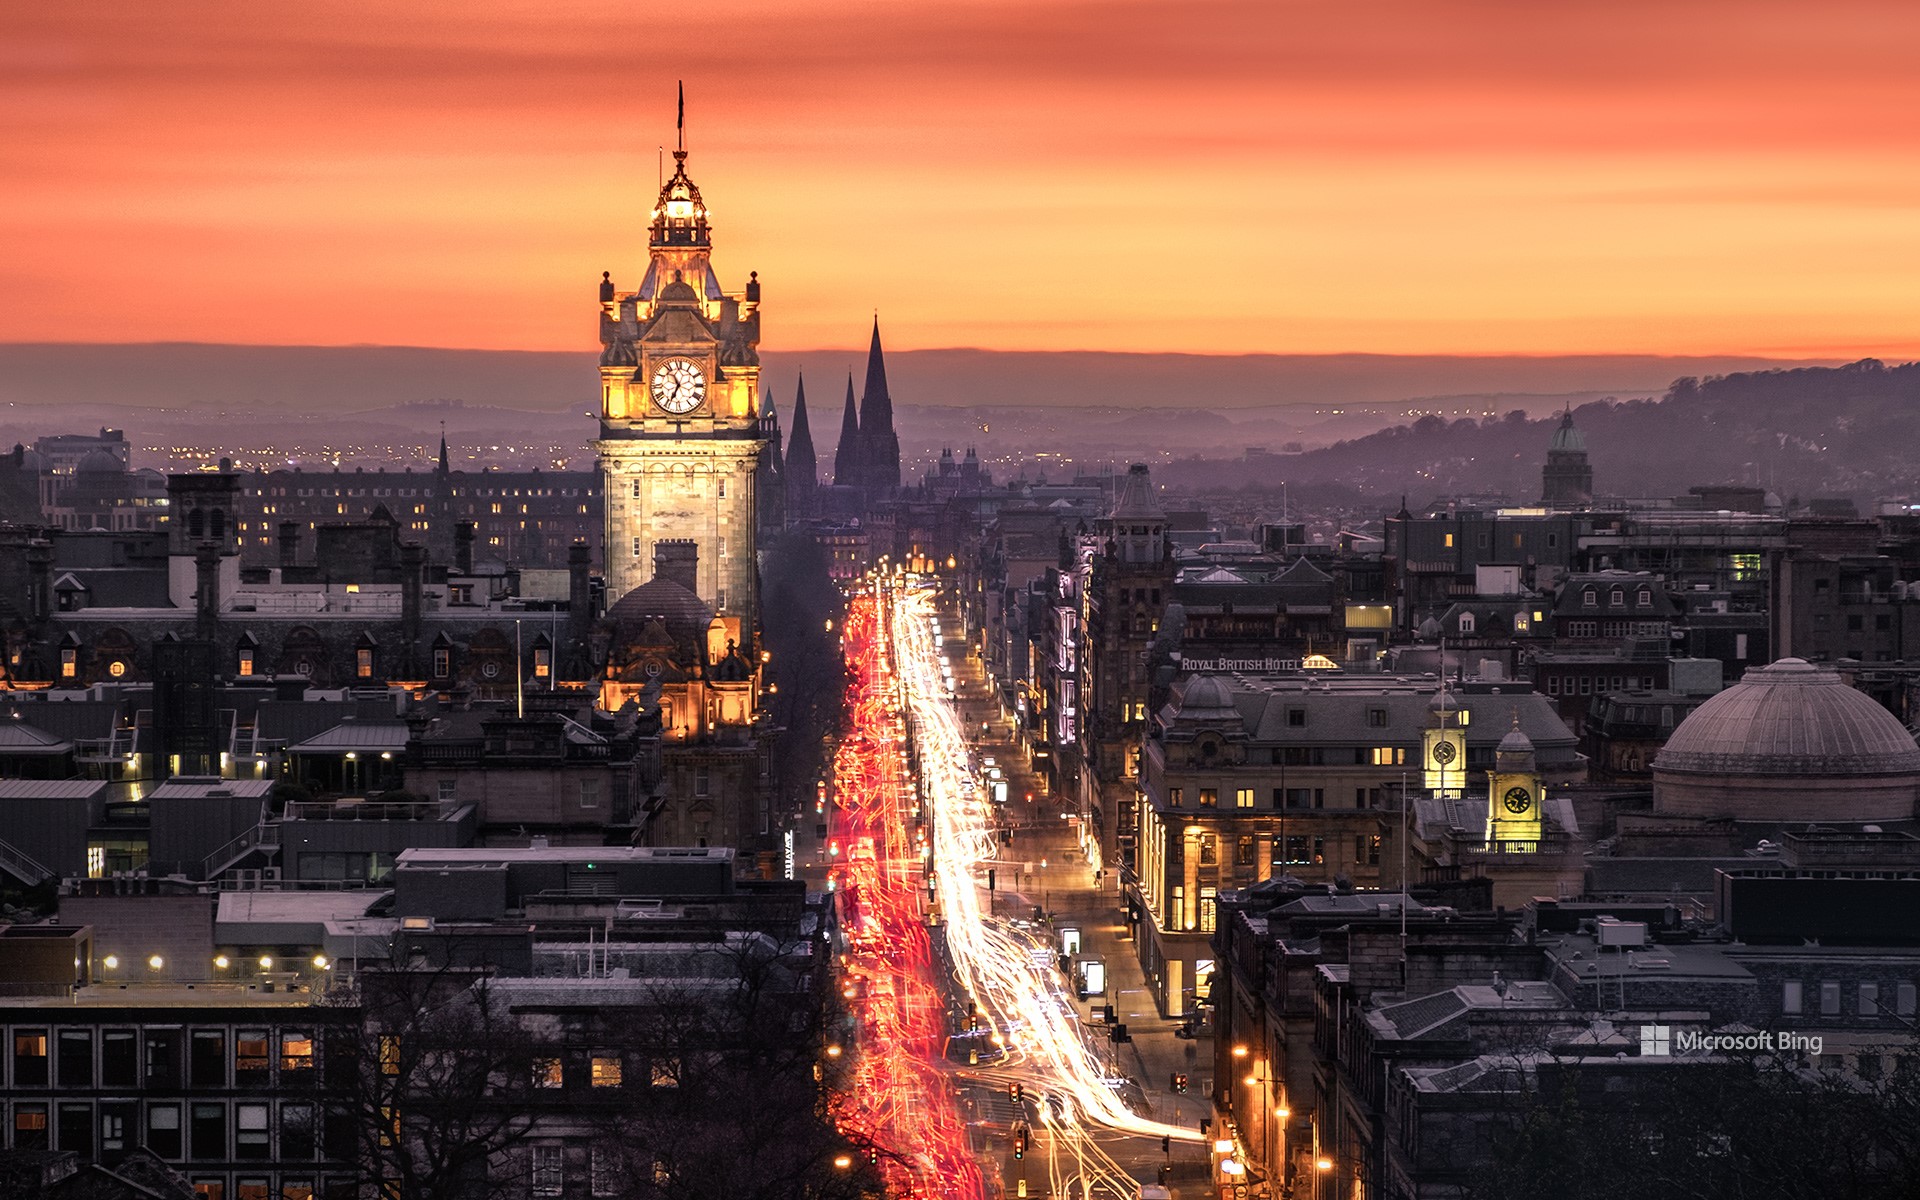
[1485,714,1543,852]
[596,130,764,643]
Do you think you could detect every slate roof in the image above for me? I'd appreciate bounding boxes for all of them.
[291,721,411,753]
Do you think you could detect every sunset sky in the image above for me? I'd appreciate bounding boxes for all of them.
[5,1,1920,357]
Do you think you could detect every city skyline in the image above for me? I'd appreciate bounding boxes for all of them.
[5,1,1920,358]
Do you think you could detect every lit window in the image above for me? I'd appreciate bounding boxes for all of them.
[237,1032,269,1078]
[650,1057,680,1089]
[378,1036,400,1076]
[1167,788,1183,808]
[280,1033,313,1074]
[534,1058,564,1088]
[533,648,551,678]
[1199,789,1217,808]
[590,1054,622,1088]
[237,650,254,676]
[1235,788,1254,809]
[356,648,373,678]
[61,649,76,679]
[108,659,126,678]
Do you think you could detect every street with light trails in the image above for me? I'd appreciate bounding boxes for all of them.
[834,576,1204,1199]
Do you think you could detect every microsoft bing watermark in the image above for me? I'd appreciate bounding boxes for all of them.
[1640,1024,1823,1057]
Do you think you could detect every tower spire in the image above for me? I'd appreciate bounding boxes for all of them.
[858,317,901,492]
[676,80,685,154]
[786,373,816,480]
[834,373,863,488]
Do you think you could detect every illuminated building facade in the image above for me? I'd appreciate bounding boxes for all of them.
[594,137,764,633]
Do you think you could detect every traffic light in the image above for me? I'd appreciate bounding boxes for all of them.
[1172,1072,1189,1093]
[1012,1123,1029,1159]
[987,868,996,891]
[1010,1082,1023,1102]
[1161,1136,1171,1154]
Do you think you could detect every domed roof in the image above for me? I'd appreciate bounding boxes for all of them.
[1548,410,1586,454]
[1655,658,1920,777]
[1176,675,1239,719]
[76,449,124,475]
[606,576,713,642]
[1498,725,1535,754]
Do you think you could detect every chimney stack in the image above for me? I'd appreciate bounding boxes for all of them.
[454,521,476,575]
[652,540,699,594]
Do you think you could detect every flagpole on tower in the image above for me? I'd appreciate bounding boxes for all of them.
[677,80,685,154]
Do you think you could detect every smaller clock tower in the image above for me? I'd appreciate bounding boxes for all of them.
[1485,714,1542,852]
[1421,689,1467,798]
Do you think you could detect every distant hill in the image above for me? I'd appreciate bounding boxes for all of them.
[0,342,1835,416]
[1157,359,1920,504]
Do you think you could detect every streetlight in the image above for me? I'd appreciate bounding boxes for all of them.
[102,955,119,970]
[147,955,164,971]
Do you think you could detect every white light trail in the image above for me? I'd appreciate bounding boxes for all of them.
[883,582,1203,1152]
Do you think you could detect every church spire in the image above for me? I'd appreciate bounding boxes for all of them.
[858,317,901,492]
[437,425,449,475]
[786,373,817,484]
[834,373,863,488]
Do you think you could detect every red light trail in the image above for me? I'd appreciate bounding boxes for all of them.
[830,587,986,1200]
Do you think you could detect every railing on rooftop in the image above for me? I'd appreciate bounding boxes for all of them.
[282,798,465,822]
[199,822,280,881]
[0,836,56,886]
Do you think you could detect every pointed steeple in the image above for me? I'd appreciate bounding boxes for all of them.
[858,317,902,492]
[858,317,893,431]
[834,373,863,488]
[759,386,782,453]
[786,373,817,484]
[437,426,449,475]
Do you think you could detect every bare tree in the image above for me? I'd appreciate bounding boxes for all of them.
[326,964,545,1200]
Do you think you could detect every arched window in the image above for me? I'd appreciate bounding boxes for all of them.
[210,509,226,540]
[187,509,204,538]
[1582,588,1596,608]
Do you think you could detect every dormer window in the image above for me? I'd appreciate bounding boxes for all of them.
[1637,588,1652,608]
[1458,612,1476,634]
[1582,588,1597,608]
[1610,587,1625,607]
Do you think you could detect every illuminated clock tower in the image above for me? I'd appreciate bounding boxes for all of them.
[595,134,764,642]
[1485,715,1543,852]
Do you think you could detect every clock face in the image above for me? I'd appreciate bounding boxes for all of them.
[1503,786,1533,815]
[650,358,707,414]
[1431,740,1457,766]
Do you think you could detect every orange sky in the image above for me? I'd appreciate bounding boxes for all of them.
[5,0,1920,356]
